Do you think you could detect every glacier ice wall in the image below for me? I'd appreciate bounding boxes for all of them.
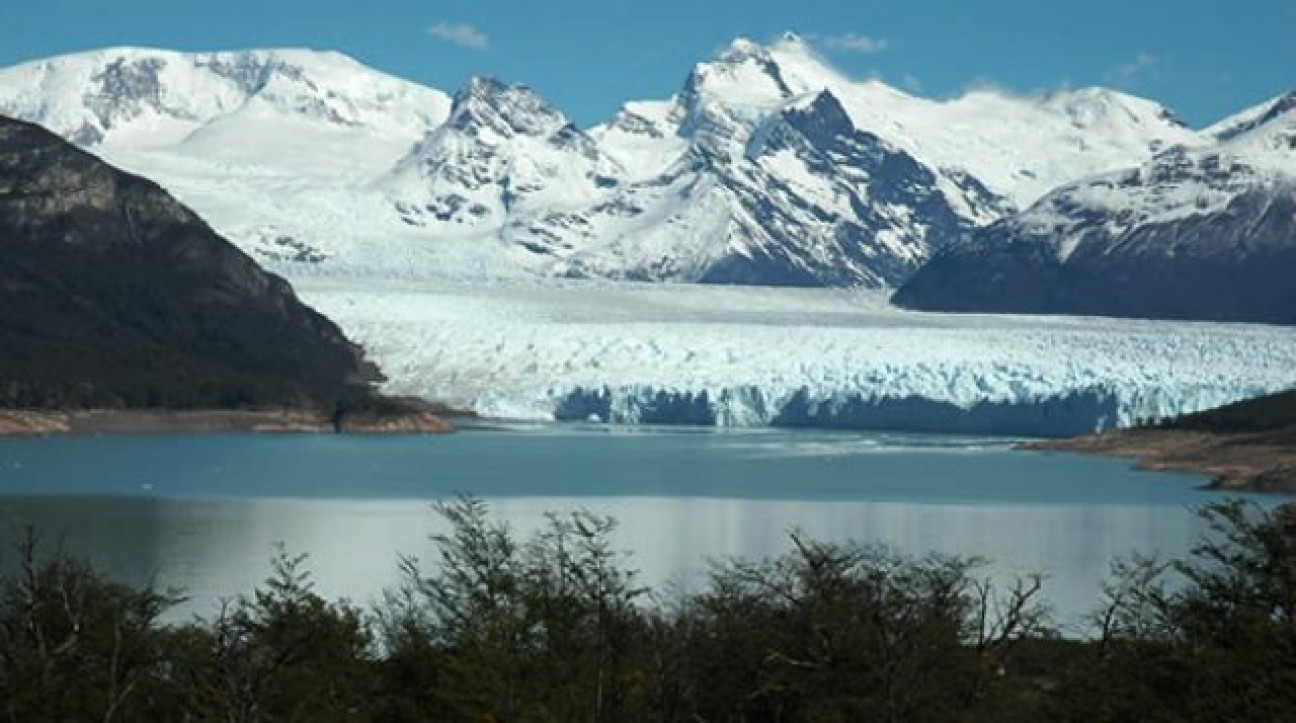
[551,385,1122,437]
[299,279,1296,437]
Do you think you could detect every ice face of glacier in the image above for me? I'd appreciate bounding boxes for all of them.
[551,385,1122,437]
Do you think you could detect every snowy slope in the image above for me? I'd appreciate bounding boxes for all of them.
[833,84,1200,209]
[894,91,1296,323]
[547,36,1196,286]
[1205,90,1296,142]
[0,47,455,267]
[380,77,624,256]
[1029,102,1294,235]
[984,94,1294,247]
[0,47,450,153]
[299,277,1296,436]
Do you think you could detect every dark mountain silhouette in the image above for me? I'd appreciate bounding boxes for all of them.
[0,115,383,411]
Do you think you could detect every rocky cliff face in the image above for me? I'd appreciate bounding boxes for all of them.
[0,115,382,409]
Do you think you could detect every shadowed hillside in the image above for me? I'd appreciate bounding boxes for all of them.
[1028,387,1296,492]
[1166,388,1296,433]
[0,115,383,411]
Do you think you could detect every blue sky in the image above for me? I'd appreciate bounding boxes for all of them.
[3,0,1292,128]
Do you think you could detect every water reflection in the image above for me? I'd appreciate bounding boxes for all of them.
[0,495,1206,627]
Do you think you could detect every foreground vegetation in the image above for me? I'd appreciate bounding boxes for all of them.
[2,499,1294,722]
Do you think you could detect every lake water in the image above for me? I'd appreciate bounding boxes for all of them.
[0,426,1279,629]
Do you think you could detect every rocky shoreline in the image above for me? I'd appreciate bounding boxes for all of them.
[1023,427,1296,494]
[0,406,455,437]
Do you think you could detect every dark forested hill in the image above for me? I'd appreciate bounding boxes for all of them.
[1166,388,1296,433]
[0,115,381,410]
[1027,387,1296,493]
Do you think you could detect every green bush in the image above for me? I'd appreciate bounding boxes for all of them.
[0,499,1292,721]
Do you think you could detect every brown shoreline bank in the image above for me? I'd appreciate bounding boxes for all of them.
[0,406,456,437]
[1023,427,1296,494]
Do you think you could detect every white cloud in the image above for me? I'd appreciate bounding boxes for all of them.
[427,21,489,51]
[1107,52,1161,85]
[824,34,889,54]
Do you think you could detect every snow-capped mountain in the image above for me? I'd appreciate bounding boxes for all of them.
[0,114,381,410]
[630,34,1195,209]
[0,39,1204,287]
[0,47,454,266]
[381,77,623,255]
[373,37,1023,286]
[2,43,1292,432]
[1206,90,1296,142]
[894,91,1296,323]
[0,47,449,153]
[459,35,1191,286]
[553,88,1009,286]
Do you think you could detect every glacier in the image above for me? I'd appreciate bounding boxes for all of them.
[296,276,1296,436]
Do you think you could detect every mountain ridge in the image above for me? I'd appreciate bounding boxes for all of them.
[0,46,451,147]
[893,91,1296,324]
[0,39,1268,292]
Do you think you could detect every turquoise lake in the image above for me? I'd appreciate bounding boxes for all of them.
[0,426,1278,628]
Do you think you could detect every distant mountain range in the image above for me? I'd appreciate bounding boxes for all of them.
[0,37,1290,321]
[894,92,1296,323]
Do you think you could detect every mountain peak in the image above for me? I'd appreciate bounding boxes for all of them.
[457,75,510,99]
[720,32,811,59]
[680,37,796,115]
[1209,88,1296,142]
[448,76,569,138]
[1245,89,1296,128]
[719,37,768,62]
[1033,86,1184,129]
